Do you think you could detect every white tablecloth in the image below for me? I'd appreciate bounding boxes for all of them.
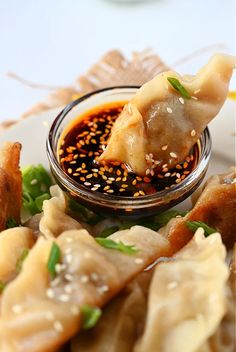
[0,0,235,121]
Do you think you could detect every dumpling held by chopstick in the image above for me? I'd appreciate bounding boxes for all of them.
[99,54,235,176]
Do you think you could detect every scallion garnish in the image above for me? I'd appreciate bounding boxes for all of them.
[81,305,102,329]
[16,248,30,273]
[186,220,216,236]
[96,238,138,255]
[167,77,191,99]
[6,217,18,228]
[47,242,61,279]
[0,280,6,293]
[22,164,52,215]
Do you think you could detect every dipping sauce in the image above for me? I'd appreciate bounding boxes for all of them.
[58,102,199,197]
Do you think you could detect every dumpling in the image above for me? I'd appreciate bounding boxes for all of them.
[0,227,34,284]
[71,272,150,352]
[160,167,236,251]
[0,142,22,230]
[134,229,229,352]
[99,54,235,175]
[0,226,170,351]
[39,185,82,238]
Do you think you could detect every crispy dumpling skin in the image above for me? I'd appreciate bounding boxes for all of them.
[0,226,170,351]
[0,142,22,230]
[99,54,235,175]
[39,185,82,238]
[0,227,34,284]
[160,168,236,251]
[134,229,229,352]
[71,272,151,352]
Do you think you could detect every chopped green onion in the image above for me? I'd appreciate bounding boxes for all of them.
[16,248,29,273]
[0,281,6,293]
[99,226,120,238]
[81,305,102,329]
[167,77,191,99]
[22,165,53,215]
[35,193,50,212]
[186,221,216,236]
[96,238,138,255]
[6,217,19,228]
[47,242,61,279]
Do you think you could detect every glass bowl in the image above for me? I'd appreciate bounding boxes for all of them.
[46,86,212,219]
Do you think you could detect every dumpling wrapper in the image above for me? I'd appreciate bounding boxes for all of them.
[159,167,236,251]
[71,272,151,352]
[0,142,22,230]
[134,229,229,352]
[0,227,34,284]
[99,54,235,175]
[0,226,170,351]
[39,185,82,238]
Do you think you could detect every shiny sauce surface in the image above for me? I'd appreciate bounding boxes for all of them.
[59,102,199,197]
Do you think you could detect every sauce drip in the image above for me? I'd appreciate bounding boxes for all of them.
[59,102,199,197]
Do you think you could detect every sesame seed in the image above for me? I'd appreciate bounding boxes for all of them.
[167,281,178,289]
[194,89,201,94]
[91,272,99,282]
[86,174,93,179]
[107,189,114,193]
[67,168,72,174]
[119,188,125,192]
[71,305,80,316]
[116,177,122,182]
[191,96,198,100]
[162,164,168,169]
[53,321,64,333]
[164,172,171,177]
[139,190,145,196]
[97,285,109,294]
[176,173,181,178]
[59,294,70,302]
[132,179,137,185]
[146,169,150,175]
[190,129,196,137]
[12,305,23,314]
[45,311,55,321]
[134,192,140,197]
[135,258,144,264]
[176,164,182,170]
[65,273,73,282]
[170,152,177,158]
[84,182,91,186]
[121,184,128,188]
[176,178,182,183]
[64,284,73,294]
[65,254,72,264]
[46,288,55,299]
[166,107,173,113]
[162,168,168,173]
[30,179,38,185]
[161,145,168,151]
[80,275,89,283]
[66,237,73,243]
[179,97,185,104]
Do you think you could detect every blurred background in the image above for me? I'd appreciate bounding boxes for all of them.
[0,0,235,122]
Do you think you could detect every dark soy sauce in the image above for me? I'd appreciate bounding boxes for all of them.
[59,102,199,197]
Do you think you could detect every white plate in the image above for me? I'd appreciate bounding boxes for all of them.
[0,99,235,210]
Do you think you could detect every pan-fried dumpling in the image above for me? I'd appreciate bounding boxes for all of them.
[71,272,151,352]
[39,185,82,238]
[0,227,34,284]
[0,226,170,351]
[0,142,22,230]
[134,229,229,352]
[99,54,235,175]
[159,167,236,251]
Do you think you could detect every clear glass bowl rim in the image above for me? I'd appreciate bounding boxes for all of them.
[46,86,212,209]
